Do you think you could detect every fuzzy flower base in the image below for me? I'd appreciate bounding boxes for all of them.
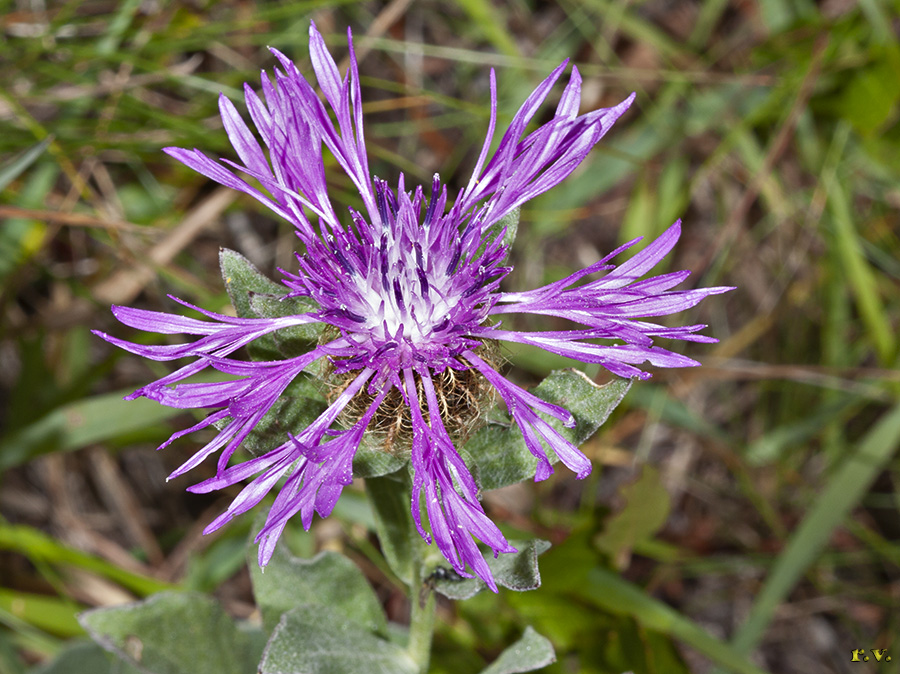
[95,23,731,591]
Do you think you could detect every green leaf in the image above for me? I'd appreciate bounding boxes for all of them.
[218,373,327,457]
[450,0,520,58]
[260,604,418,674]
[594,465,671,569]
[79,592,264,674]
[431,539,551,600]
[249,544,388,637]
[462,371,631,491]
[472,208,520,267]
[30,642,119,674]
[581,568,768,674]
[0,160,54,291]
[353,444,408,479]
[365,470,416,584]
[479,626,555,674]
[0,630,26,674]
[826,137,895,365]
[248,292,323,350]
[30,641,145,674]
[510,531,761,673]
[834,50,900,135]
[619,172,656,246]
[497,208,520,250]
[219,248,321,360]
[220,248,285,315]
[744,397,860,465]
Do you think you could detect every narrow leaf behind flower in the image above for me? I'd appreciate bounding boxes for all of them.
[510,532,764,673]
[0,391,187,472]
[726,401,900,659]
[353,443,408,479]
[475,207,519,263]
[0,589,82,638]
[0,137,53,192]
[219,248,322,360]
[583,568,768,674]
[0,523,174,597]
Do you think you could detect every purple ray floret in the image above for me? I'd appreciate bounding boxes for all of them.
[95,23,731,591]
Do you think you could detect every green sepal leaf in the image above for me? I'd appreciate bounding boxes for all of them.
[431,539,550,600]
[480,626,556,674]
[260,604,417,674]
[249,543,388,637]
[219,248,321,360]
[365,469,415,584]
[462,370,632,491]
[78,592,265,674]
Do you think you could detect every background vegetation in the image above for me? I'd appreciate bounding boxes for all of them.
[1,0,899,672]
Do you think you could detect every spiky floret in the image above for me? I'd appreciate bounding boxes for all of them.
[94,23,731,591]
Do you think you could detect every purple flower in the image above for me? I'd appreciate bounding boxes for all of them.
[95,23,731,591]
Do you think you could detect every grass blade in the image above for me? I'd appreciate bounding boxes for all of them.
[826,122,895,364]
[0,523,174,597]
[0,137,53,192]
[729,402,900,655]
[583,568,770,674]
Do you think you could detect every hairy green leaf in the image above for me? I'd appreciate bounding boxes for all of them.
[79,593,264,674]
[215,373,327,457]
[260,604,417,674]
[431,539,551,600]
[480,626,555,674]
[30,642,121,674]
[219,248,322,360]
[249,545,387,637]
[463,371,631,491]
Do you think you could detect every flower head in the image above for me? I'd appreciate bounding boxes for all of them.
[95,23,731,591]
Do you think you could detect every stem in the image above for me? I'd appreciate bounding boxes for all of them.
[366,469,437,671]
[406,551,437,672]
